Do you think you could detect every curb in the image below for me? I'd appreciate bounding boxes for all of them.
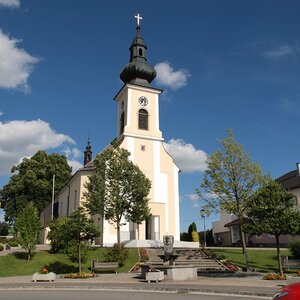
[0,282,276,298]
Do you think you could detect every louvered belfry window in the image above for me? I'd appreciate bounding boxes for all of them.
[120,112,125,134]
[138,109,148,130]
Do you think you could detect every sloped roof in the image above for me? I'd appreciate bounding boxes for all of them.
[79,159,95,172]
[224,219,240,227]
[276,169,300,190]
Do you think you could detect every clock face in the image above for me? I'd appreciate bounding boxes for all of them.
[138,96,149,107]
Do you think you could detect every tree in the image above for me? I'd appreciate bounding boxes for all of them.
[15,202,41,261]
[199,130,263,271]
[0,221,9,236]
[1,150,72,222]
[48,207,99,274]
[246,177,300,276]
[188,222,199,242]
[84,144,151,245]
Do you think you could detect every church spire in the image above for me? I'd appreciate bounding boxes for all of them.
[120,15,156,87]
[83,138,92,166]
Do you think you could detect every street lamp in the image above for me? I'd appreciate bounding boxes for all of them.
[51,174,55,220]
[200,208,206,248]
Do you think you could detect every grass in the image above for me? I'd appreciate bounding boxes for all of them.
[0,248,139,277]
[211,248,290,273]
[1,246,293,276]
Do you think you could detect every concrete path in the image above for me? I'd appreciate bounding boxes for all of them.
[0,272,286,298]
[0,244,50,256]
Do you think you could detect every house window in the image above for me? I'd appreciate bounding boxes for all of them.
[138,109,148,130]
[139,48,143,56]
[120,112,125,134]
[141,145,146,151]
[53,202,59,219]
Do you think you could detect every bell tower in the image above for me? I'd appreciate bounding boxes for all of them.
[112,15,180,242]
[116,17,162,142]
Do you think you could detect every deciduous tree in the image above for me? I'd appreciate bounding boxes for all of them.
[198,130,263,271]
[84,144,151,245]
[48,207,99,274]
[1,150,72,222]
[15,202,41,261]
[246,177,300,276]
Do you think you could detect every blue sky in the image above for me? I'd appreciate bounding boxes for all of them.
[1,0,300,233]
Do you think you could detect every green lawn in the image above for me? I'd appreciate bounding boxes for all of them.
[0,248,139,277]
[212,248,290,273]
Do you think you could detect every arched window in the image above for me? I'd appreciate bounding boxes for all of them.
[120,112,125,134]
[139,48,143,56]
[138,109,148,130]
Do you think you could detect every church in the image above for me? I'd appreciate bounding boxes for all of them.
[41,16,180,246]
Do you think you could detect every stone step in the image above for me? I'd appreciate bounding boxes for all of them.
[144,247,229,273]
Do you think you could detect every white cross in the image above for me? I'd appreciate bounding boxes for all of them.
[135,14,142,26]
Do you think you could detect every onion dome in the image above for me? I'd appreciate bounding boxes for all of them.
[83,139,92,166]
[120,25,156,87]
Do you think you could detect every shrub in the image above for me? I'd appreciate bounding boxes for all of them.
[191,231,199,242]
[104,243,129,266]
[0,244,4,251]
[7,240,19,247]
[0,221,9,236]
[180,232,191,241]
[289,240,300,258]
[0,237,7,244]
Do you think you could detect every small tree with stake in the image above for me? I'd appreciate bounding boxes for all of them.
[15,202,41,261]
[48,207,99,274]
[246,177,300,276]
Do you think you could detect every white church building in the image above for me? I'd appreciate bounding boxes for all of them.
[41,17,180,246]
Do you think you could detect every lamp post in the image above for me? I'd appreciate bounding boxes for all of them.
[200,208,206,248]
[51,174,55,220]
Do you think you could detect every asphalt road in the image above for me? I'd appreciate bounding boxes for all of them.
[0,290,271,300]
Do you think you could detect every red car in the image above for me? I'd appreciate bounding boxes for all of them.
[273,282,300,299]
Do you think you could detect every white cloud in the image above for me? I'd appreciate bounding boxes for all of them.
[63,147,83,174]
[186,194,200,202]
[0,119,75,175]
[263,44,294,58]
[63,147,82,160]
[0,30,39,92]
[163,139,207,173]
[154,61,190,90]
[68,160,83,174]
[0,111,3,116]
[0,0,20,8]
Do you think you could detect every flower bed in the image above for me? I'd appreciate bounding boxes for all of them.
[263,273,286,280]
[220,259,239,272]
[64,272,94,279]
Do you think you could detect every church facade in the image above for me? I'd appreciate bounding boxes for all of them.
[41,19,180,245]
